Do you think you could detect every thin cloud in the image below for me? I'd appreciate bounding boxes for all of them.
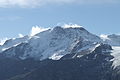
[0,38,8,45]
[18,33,24,38]
[0,0,119,8]
[0,16,22,21]
[30,26,50,36]
[100,34,110,41]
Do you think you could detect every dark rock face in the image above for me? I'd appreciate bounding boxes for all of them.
[0,56,42,80]
[8,56,113,80]
[61,43,113,60]
[94,43,112,54]
[111,65,120,80]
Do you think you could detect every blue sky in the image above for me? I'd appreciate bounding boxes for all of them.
[0,0,120,39]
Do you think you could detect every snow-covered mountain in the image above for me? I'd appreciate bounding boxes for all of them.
[100,34,120,46]
[0,25,120,63]
[0,35,29,52]
[0,26,102,60]
[1,25,120,80]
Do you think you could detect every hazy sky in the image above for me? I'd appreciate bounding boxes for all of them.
[0,0,120,39]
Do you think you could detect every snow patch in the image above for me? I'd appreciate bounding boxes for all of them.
[13,43,22,47]
[63,24,82,28]
[100,34,110,41]
[91,44,101,52]
[2,47,10,51]
[111,46,120,68]
[49,54,64,60]
[19,56,27,60]
[0,38,8,45]
[18,33,24,38]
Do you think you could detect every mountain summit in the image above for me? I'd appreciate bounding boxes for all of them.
[0,25,120,61]
[0,26,102,60]
[0,25,120,80]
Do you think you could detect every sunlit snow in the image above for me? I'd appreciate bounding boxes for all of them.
[100,34,110,41]
[30,26,50,36]
[63,24,82,28]
[111,46,120,68]
[0,38,8,45]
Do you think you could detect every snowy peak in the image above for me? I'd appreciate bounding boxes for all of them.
[28,26,99,60]
[100,34,120,46]
[52,26,65,33]
[0,25,103,60]
[34,26,101,43]
[0,25,119,61]
[0,35,29,52]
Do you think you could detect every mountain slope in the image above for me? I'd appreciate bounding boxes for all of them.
[8,43,114,80]
[100,34,120,46]
[0,25,120,80]
[0,26,102,60]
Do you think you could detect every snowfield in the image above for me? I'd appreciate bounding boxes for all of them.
[111,46,120,68]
